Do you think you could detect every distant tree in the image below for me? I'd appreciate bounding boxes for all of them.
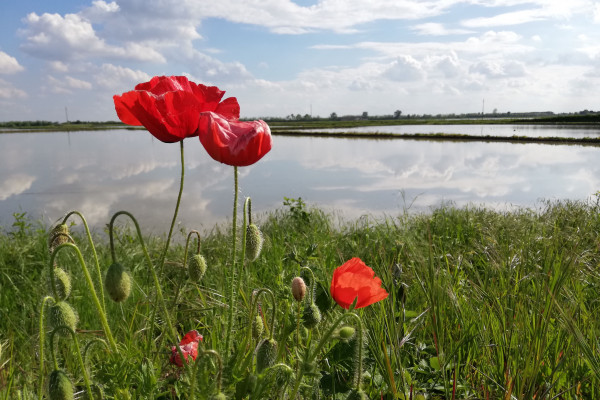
[330,112,338,120]
[362,111,368,119]
[393,110,402,119]
[295,114,302,120]
[303,114,311,120]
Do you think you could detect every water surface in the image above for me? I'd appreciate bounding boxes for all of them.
[1,129,598,232]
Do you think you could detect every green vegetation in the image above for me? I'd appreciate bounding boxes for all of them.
[1,197,600,398]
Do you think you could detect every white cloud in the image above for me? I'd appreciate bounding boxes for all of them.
[595,2,600,23]
[94,63,151,91]
[0,174,35,200]
[20,12,166,63]
[0,79,27,99]
[383,55,426,81]
[470,60,527,78]
[0,51,24,74]
[411,22,474,36]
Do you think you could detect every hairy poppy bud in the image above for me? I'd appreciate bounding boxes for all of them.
[49,301,77,336]
[302,303,322,329]
[245,224,263,261]
[252,314,264,339]
[338,326,356,340]
[188,254,207,282]
[49,224,69,253]
[346,389,368,400]
[255,338,277,372]
[48,370,74,400]
[291,277,306,302]
[52,267,72,300]
[104,263,131,303]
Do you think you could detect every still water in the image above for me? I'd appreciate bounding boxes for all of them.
[1,128,599,232]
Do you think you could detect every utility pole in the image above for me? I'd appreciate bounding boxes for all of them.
[65,106,69,123]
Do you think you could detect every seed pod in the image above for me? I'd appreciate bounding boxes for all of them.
[48,370,74,400]
[255,338,277,372]
[346,389,368,400]
[245,224,263,261]
[252,314,264,339]
[188,254,207,282]
[49,224,69,253]
[338,326,356,340]
[48,301,78,335]
[52,267,72,300]
[302,303,322,329]
[291,277,306,302]
[104,262,131,303]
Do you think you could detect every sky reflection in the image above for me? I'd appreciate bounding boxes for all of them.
[1,129,599,232]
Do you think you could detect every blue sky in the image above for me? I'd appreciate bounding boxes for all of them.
[1,0,599,121]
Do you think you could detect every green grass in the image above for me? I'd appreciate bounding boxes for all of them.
[1,198,600,399]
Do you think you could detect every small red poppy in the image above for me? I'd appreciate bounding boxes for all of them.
[330,258,389,309]
[169,330,203,367]
[198,111,272,167]
[113,76,240,143]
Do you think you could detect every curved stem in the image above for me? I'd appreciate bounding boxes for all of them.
[300,267,317,304]
[195,350,224,395]
[37,296,54,400]
[289,312,363,398]
[52,243,117,351]
[224,166,239,354]
[172,230,201,310]
[49,326,94,400]
[82,339,109,370]
[62,210,105,312]
[109,211,178,343]
[248,288,277,343]
[158,140,185,277]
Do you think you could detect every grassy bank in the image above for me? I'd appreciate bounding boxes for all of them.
[1,199,600,398]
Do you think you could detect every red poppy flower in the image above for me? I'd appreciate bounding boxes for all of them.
[113,76,240,143]
[169,330,203,367]
[330,258,389,309]
[198,111,272,167]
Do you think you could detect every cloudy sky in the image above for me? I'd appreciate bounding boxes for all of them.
[1,0,599,121]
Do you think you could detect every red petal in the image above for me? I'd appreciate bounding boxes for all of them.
[330,258,388,309]
[198,112,272,166]
[215,97,240,120]
[180,330,202,345]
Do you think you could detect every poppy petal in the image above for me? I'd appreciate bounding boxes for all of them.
[330,258,388,309]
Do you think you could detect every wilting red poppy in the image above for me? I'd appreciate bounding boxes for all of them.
[198,111,272,167]
[114,76,240,143]
[330,258,388,309]
[169,330,203,367]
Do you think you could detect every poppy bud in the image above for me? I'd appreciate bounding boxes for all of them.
[255,338,277,372]
[346,389,368,400]
[338,326,356,340]
[209,393,227,400]
[104,263,131,303]
[52,267,72,300]
[188,254,207,282]
[49,301,78,337]
[245,224,263,261]
[49,224,69,253]
[302,303,322,329]
[48,369,74,400]
[291,277,306,302]
[252,314,264,339]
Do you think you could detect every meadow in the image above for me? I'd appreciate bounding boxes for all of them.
[1,196,600,399]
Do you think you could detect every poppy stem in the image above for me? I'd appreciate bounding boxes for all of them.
[61,210,105,312]
[37,296,54,400]
[224,166,239,354]
[49,326,94,400]
[158,139,185,277]
[52,242,118,352]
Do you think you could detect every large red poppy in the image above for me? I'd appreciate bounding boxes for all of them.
[169,330,203,367]
[198,111,272,167]
[113,76,240,143]
[330,258,389,309]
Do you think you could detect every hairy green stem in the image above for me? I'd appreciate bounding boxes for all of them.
[224,166,239,354]
[52,243,117,351]
[61,210,105,312]
[158,140,185,276]
[109,211,178,344]
[49,326,94,400]
[247,288,277,344]
[289,312,364,398]
[172,230,201,308]
[37,296,54,400]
